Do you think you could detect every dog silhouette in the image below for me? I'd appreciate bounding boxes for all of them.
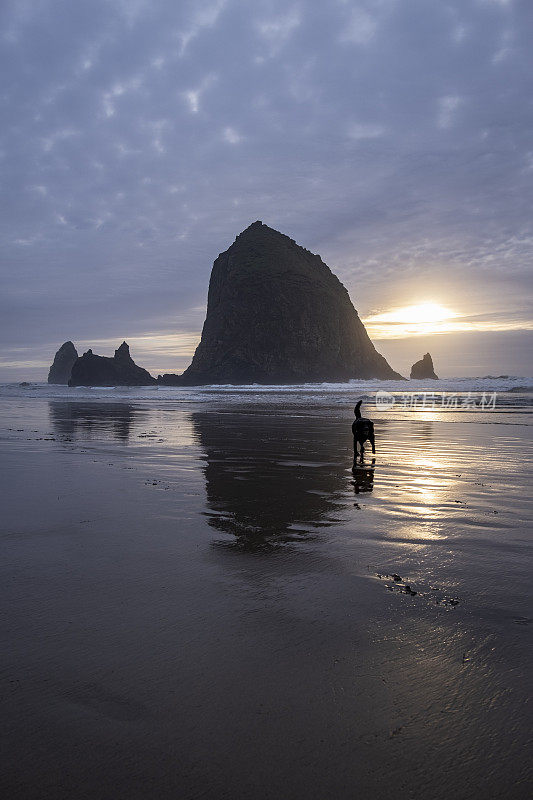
[352,400,375,464]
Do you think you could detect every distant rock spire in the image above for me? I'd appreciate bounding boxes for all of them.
[47,341,78,384]
[410,353,438,380]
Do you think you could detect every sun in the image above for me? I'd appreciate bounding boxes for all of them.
[379,303,458,324]
[363,302,460,338]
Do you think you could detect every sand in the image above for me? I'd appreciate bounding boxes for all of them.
[1,396,532,799]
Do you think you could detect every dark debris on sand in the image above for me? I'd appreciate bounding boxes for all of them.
[375,572,461,608]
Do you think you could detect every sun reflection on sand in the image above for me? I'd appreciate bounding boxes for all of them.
[376,440,464,538]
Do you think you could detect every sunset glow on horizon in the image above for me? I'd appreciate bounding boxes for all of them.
[364,302,460,338]
[363,302,532,340]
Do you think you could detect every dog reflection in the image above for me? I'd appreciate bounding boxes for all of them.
[352,459,375,507]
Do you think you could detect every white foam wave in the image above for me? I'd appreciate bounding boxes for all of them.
[1,376,532,404]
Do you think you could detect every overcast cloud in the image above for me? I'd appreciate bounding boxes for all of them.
[1,0,532,378]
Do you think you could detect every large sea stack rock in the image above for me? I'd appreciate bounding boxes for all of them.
[410,353,438,380]
[48,341,78,384]
[69,342,156,386]
[159,222,403,385]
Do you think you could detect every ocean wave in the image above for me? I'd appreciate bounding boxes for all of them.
[1,376,532,405]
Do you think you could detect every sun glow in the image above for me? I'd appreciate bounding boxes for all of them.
[364,302,461,338]
[377,303,458,324]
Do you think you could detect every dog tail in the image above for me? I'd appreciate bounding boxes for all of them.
[354,400,362,419]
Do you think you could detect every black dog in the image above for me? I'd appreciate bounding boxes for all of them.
[352,400,375,463]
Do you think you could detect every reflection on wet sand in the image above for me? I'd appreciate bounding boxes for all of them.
[376,422,472,539]
[1,398,531,799]
[48,401,138,442]
[192,411,354,549]
[352,459,375,509]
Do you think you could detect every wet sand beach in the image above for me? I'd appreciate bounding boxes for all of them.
[1,389,532,799]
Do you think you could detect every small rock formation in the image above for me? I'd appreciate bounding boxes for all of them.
[48,341,78,384]
[69,342,156,386]
[410,353,438,380]
[159,221,403,385]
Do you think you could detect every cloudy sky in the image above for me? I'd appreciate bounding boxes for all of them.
[1,0,532,379]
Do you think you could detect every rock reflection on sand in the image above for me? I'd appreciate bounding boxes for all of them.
[192,411,354,549]
[49,401,138,442]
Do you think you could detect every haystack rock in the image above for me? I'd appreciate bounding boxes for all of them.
[69,342,156,386]
[158,221,403,385]
[48,341,78,384]
[410,353,438,380]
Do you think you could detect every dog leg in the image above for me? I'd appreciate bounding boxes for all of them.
[370,433,376,455]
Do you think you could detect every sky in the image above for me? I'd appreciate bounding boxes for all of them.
[1,0,532,380]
